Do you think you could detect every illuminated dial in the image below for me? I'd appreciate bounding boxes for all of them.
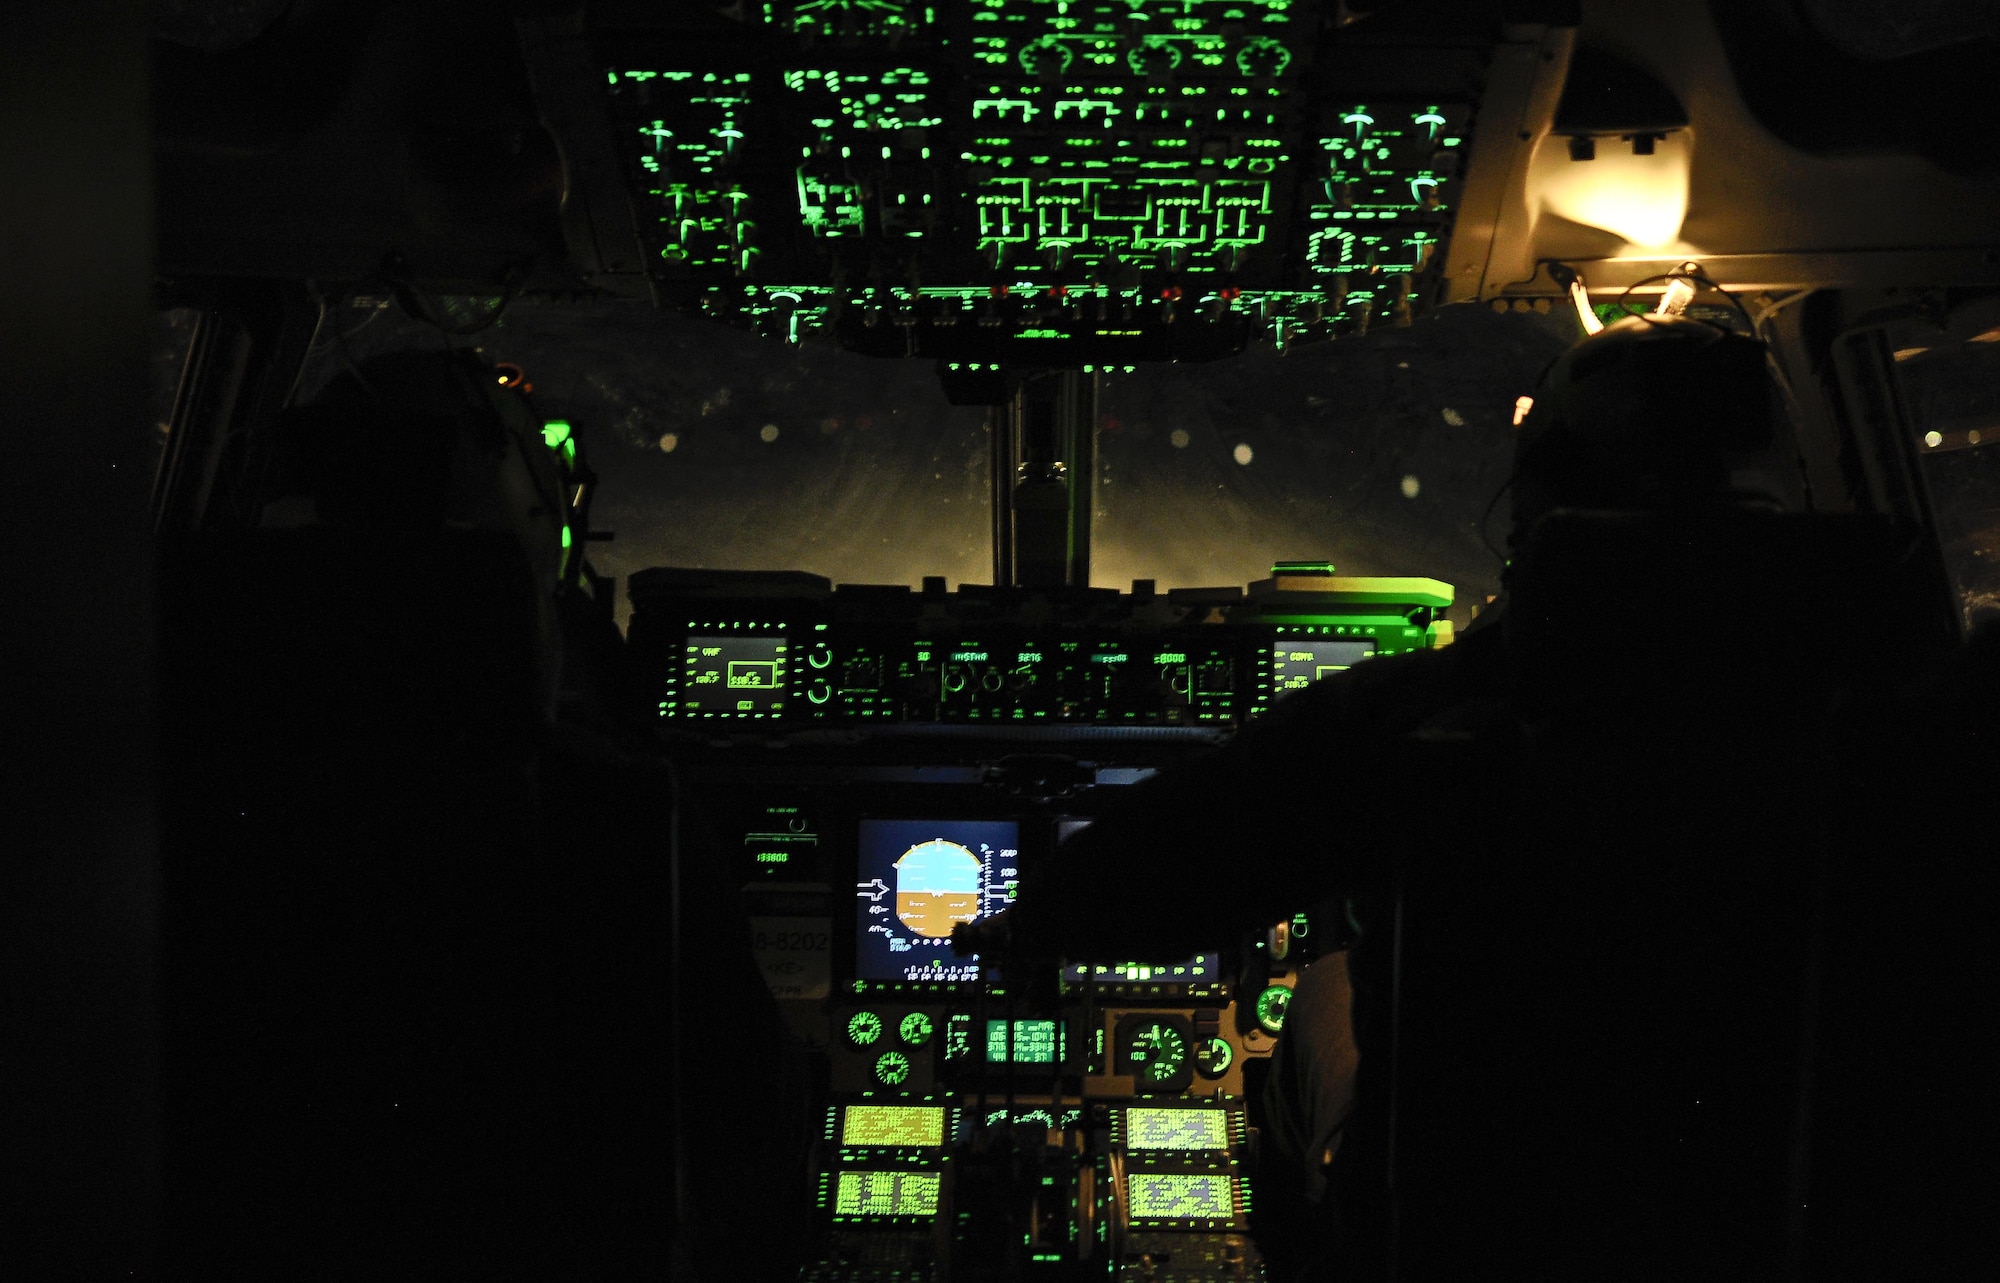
[1194,1036,1234,1079]
[1255,985,1293,1034]
[1132,1025,1186,1083]
[899,1012,934,1046]
[848,1010,884,1047]
[874,1050,912,1086]
[1117,1015,1193,1094]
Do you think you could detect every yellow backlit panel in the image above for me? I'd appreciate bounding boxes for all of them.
[843,1104,946,1148]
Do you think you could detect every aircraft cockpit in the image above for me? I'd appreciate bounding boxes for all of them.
[12,0,2000,1277]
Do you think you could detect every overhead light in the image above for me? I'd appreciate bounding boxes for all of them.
[1531,128,1692,249]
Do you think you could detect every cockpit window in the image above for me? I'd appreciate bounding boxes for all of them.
[283,294,1568,629]
[294,296,993,627]
[1093,305,1565,616]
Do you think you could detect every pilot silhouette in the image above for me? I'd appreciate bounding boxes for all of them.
[955,314,1948,1278]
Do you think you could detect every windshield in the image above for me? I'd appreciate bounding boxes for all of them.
[282,295,1565,628]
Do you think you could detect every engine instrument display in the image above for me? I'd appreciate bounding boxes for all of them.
[834,1170,942,1219]
[1126,1172,1236,1226]
[984,1019,1065,1065]
[1124,1107,1230,1152]
[682,635,789,717]
[1116,1014,1194,1093]
[854,820,1019,983]
[841,1104,945,1149]
[1270,638,1375,698]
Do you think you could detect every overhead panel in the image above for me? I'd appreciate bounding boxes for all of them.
[597,1,1486,363]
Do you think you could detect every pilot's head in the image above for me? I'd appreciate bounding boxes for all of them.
[1509,314,1776,544]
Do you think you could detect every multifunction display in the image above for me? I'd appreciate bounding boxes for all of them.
[854,820,1019,983]
[834,1170,942,1219]
[841,1104,945,1149]
[1055,820,1219,985]
[1126,1171,1236,1225]
[1270,638,1375,698]
[1124,1107,1230,1152]
[682,635,789,716]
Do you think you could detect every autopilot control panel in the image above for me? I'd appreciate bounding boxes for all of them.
[640,566,1449,1281]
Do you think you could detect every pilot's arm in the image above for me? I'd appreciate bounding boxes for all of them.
[955,637,1491,966]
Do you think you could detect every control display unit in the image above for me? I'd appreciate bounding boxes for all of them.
[682,635,789,717]
[831,1169,943,1221]
[854,820,1019,983]
[1123,1107,1231,1153]
[1125,1171,1237,1227]
[840,1104,947,1149]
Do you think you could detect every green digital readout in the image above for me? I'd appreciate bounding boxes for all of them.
[1126,1171,1235,1224]
[842,1104,945,1148]
[1125,1107,1229,1152]
[835,1170,942,1218]
[986,1018,1065,1064]
[683,635,788,716]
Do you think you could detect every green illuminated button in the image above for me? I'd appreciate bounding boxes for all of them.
[848,1010,884,1047]
[874,1050,912,1086]
[1255,985,1293,1034]
[1195,1036,1234,1079]
[899,1012,934,1046]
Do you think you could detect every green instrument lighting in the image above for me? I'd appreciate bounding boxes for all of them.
[848,1010,885,1046]
[1125,1019,1188,1085]
[899,1012,934,1046]
[1255,984,1292,1034]
[541,420,572,450]
[873,1050,913,1086]
[842,1103,944,1148]
[1195,1036,1234,1078]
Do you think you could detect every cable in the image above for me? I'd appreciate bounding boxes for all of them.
[1477,473,1515,566]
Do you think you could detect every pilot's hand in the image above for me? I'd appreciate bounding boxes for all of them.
[951,913,1011,960]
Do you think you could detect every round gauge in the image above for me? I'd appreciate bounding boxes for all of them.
[899,1011,934,1046]
[847,1010,884,1047]
[1255,985,1293,1034]
[1195,1036,1234,1079]
[874,1050,912,1087]
[1116,1015,1194,1094]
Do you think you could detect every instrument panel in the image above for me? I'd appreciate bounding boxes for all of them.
[629,569,1452,728]
[655,566,1420,1280]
